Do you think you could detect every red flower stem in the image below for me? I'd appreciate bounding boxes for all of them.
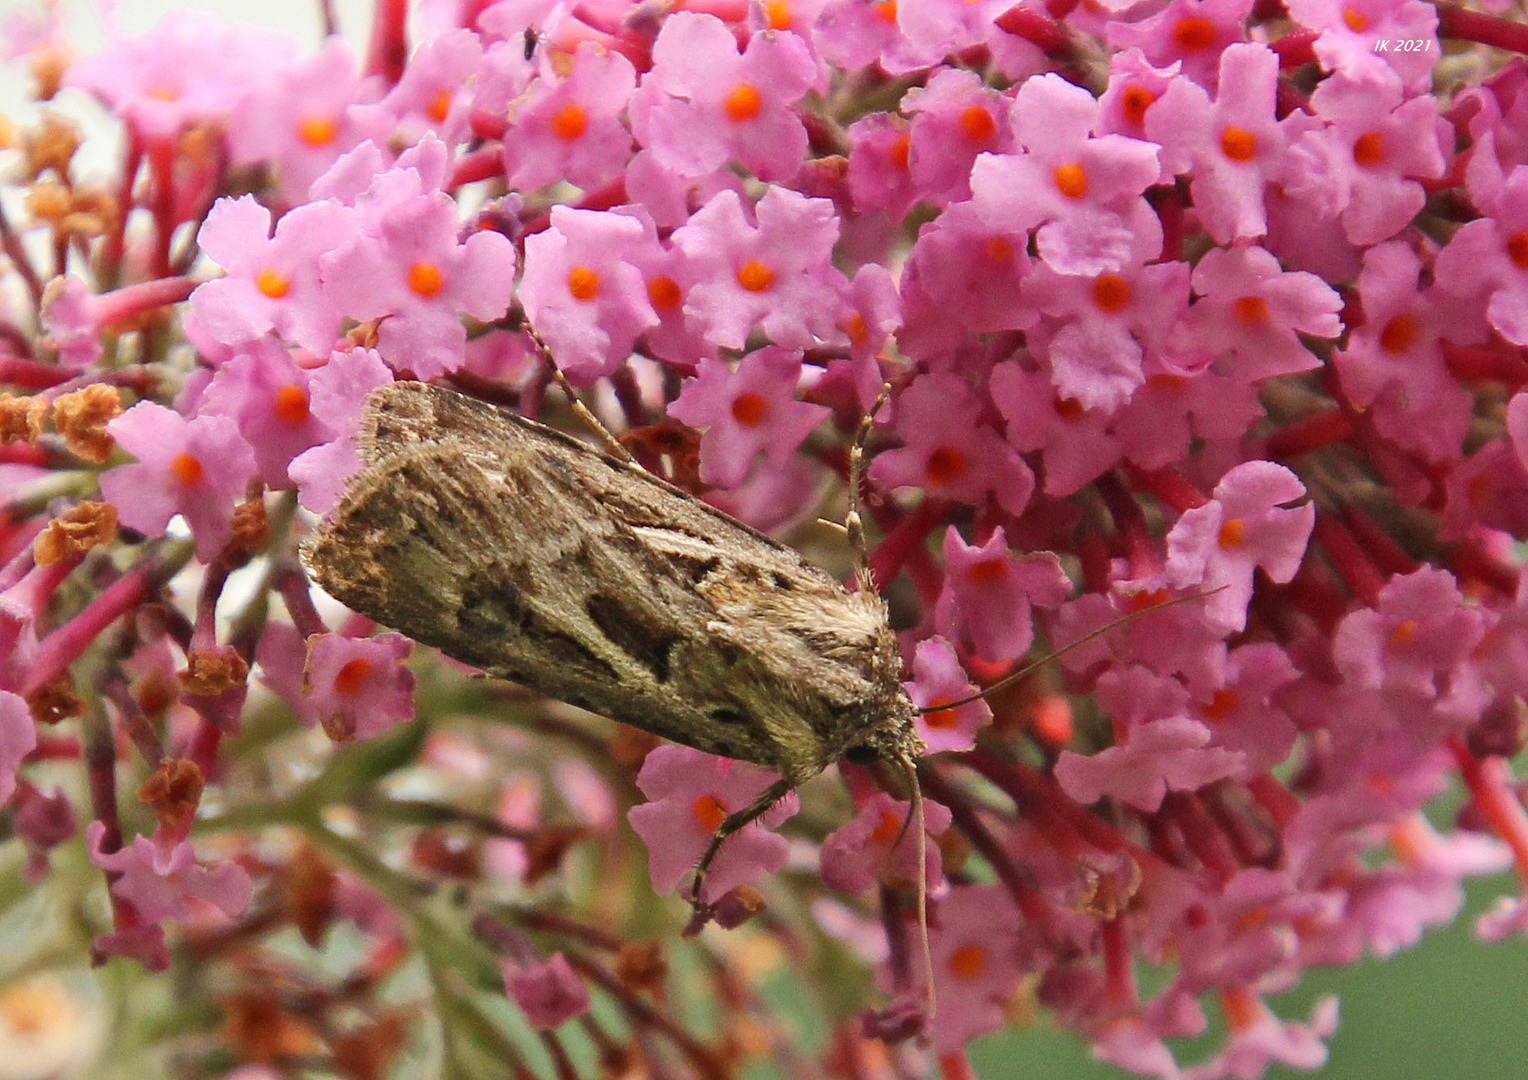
[1264,406,1353,459]
[1340,506,1419,579]
[995,4,1071,55]
[100,133,142,284]
[1450,737,1528,882]
[0,199,42,308]
[1437,2,1528,55]
[0,356,70,391]
[1310,511,1385,609]
[145,141,178,281]
[1248,774,1300,830]
[1120,462,1208,514]
[22,556,173,698]
[1096,470,1159,574]
[1448,539,1522,599]
[275,561,328,640]
[1442,340,1528,390]
[1100,917,1137,1003]
[938,1053,978,1080]
[101,674,166,766]
[366,0,411,83]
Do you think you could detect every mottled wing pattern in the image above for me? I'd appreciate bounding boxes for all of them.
[304,382,909,782]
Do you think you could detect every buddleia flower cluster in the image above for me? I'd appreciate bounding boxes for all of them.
[1,0,1528,1077]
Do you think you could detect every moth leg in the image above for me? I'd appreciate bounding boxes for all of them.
[524,325,638,464]
[846,383,892,593]
[688,776,798,908]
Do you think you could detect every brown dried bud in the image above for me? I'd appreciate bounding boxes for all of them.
[52,384,122,463]
[137,758,204,835]
[330,1014,407,1080]
[179,647,250,697]
[227,495,270,559]
[27,672,82,725]
[33,500,118,565]
[222,991,320,1064]
[0,395,43,446]
[284,843,338,948]
[614,939,668,996]
[522,824,589,885]
[23,110,82,179]
[23,178,71,223]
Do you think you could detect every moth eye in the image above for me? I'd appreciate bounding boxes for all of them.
[770,572,794,590]
[843,744,879,765]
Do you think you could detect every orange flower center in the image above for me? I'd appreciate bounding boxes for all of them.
[1220,126,1257,162]
[926,446,969,485]
[693,794,728,832]
[1233,295,1269,324]
[737,259,775,292]
[725,83,763,122]
[567,265,600,301]
[273,384,310,425]
[256,268,290,299]
[170,452,203,487]
[648,274,682,311]
[334,657,373,696]
[408,262,444,297]
[551,102,588,141]
[296,114,338,147]
[731,392,770,427]
[1093,273,1130,313]
[960,104,997,145]
[1053,162,1088,199]
[948,943,986,979]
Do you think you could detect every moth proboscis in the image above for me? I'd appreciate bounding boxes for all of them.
[302,379,1213,1022]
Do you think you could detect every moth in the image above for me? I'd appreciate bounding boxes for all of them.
[303,380,926,905]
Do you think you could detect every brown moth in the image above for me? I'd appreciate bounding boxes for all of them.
[302,380,926,902]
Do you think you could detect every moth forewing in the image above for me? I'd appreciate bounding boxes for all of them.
[303,380,925,799]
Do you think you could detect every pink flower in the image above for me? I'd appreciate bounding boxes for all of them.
[901,68,1015,208]
[65,11,297,142]
[89,821,252,923]
[1144,43,1290,243]
[503,43,636,190]
[505,952,589,1029]
[350,28,482,145]
[518,206,659,384]
[667,347,830,489]
[968,73,1160,275]
[820,791,951,893]
[1434,166,1528,347]
[1332,568,1489,700]
[1282,73,1446,246]
[99,402,258,560]
[1165,461,1315,633]
[670,186,846,351]
[1054,713,1243,811]
[627,745,798,904]
[870,372,1035,515]
[226,37,377,204]
[287,347,395,514]
[1285,0,1439,92]
[898,884,1022,1054]
[320,178,517,379]
[0,691,37,806]
[1106,0,1251,90]
[629,13,815,182]
[1176,245,1342,383]
[199,340,338,489]
[990,362,1123,496]
[903,636,992,753]
[189,194,352,353]
[303,632,417,741]
[935,529,1071,665]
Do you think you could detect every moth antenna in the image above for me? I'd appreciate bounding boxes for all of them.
[899,753,937,1021]
[919,586,1226,715]
[524,325,637,464]
[847,383,893,591]
[688,776,797,909]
